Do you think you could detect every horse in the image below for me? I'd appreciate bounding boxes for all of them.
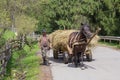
[68,23,92,68]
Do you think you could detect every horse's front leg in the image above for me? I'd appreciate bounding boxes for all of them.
[74,53,78,67]
[80,52,87,70]
[80,52,84,66]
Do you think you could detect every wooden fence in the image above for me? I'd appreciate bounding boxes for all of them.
[0,39,24,79]
[30,34,120,45]
[100,36,120,44]
[0,41,12,79]
[0,37,31,79]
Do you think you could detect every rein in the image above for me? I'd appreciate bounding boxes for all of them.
[86,28,101,45]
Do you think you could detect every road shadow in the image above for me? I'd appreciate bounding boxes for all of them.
[49,57,64,64]
[84,64,96,70]
[68,63,96,70]
[83,58,96,62]
[48,56,96,65]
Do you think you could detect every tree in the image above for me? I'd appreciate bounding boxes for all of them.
[0,0,11,28]
[79,0,120,36]
[1,0,120,36]
[15,14,37,34]
[36,0,88,33]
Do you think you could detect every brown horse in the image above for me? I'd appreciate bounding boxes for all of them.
[68,23,92,67]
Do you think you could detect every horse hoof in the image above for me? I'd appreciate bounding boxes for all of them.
[85,66,88,69]
[81,67,85,70]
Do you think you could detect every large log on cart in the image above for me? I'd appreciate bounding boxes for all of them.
[49,27,100,64]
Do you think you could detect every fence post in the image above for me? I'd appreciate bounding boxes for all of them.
[109,39,111,43]
[0,40,13,79]
[104,39,105,42]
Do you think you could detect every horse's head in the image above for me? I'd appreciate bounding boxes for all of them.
[80,23,92,39]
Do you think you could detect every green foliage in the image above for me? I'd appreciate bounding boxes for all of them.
[99,41,120,49]
[15,14,37,34]
[4,43,40,80]
[0,36,5,47]
[0,29,15,50]
[36,0,86,33]
[34,0,120,36]
[2,30,15,40]
[79,0,120,35]
[0,0,11,28]
[0,0,120,35]
[0,0,120,36]
[0,0,38,35]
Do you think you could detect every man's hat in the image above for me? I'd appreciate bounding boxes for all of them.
[42,29,46,33]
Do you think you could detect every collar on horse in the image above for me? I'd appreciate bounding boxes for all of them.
[71,27,101,49]
[71,32,87,48]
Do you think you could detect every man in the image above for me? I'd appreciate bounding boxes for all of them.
[38,29,51,65]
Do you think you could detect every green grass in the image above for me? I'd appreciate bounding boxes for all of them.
[4,43,41,80]
[0,29,15,47]
[3,30,15,40]
[1,28,41,80]
[99,41,120,49]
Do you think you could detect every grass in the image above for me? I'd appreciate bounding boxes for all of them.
[0,29,15,49]
[99,40,120,49]
[3,30,15,40]
[4,43,41,80]
[1,29,41,80]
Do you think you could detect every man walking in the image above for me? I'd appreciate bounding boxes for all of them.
[38,29,51,65]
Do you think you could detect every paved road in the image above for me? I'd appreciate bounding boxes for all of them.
[49,46,120,80]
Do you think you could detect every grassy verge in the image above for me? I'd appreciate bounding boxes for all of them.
[99,41,120,49]
[0,29,15,50]
[4,43,41,80]
[2,30,15,40]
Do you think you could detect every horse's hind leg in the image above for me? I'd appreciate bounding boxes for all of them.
[81,52,84,66]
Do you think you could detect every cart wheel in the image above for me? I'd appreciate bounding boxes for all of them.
[53,50,58,59]
[63,52,69,64]
[86,50,92,61]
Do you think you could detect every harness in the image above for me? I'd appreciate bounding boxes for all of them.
[71,27,101,51]
[72,41,86,49]
[70,32,87,48]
